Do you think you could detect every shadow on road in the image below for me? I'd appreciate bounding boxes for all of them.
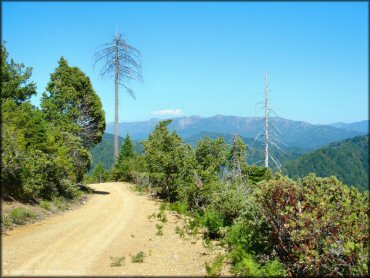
[92,190,110,195]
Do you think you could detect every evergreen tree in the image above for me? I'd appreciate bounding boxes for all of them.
[41,57,106,148]
[91,163,109,183]
[117,134,136,163]
[111,134,138,182]
[1,43,36,104]
[143,120,195,201]
[1,46,101,199]
[195,136,228,183]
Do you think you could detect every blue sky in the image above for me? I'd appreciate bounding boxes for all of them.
[3,1,368,124]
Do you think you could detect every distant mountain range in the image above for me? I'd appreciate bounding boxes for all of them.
[329,120,368,133]
[106,115,366,150]
[282,135,369,192]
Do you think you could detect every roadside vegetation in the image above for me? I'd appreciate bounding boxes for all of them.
[105,119,369,277]
[1,43,104,230]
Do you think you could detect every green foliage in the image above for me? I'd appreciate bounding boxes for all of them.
[8,207,37,225]
[157,210,167,223]
[131,251,146,263]
[185,131,309,171]
[195,137,228,184]
[86,163,110,184]
[110,256,125,267]
[241,164,272,184]
[1,43,36,103]
[205,253,225,277]
[256,174,369,276]
[143,120,196,201]
[213,187,246,226]
[228,136,248,173]
[169,201,189,216]
[175,225,186,238]
[232,252,286,277]
[155,223,164,236]
[203,208,224,239]
[283,135,369,191]
[179,180,224,212]
[118,134,136,161]
[41,57,106,149]
[39,201,51,210]
[2,99,86,199]
[1,46,102,202]
[89,133,144,172]
[110,134,146,182]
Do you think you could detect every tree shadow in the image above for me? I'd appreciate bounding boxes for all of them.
[92,190,110,195]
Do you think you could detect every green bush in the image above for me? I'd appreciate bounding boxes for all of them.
[110,256,125,267]
[169,201,189,215]
[203,208,224,239]
[8,207,37,225]
[155,223,164,235]
[213,187,247,226]
[205,253,225,277]
[157,210,167,223]
[59,179,82,199]
[131,251,145,263]
[39,200,51,210]
[232,252,286,277]
[179,180,224,211]
[143,120,196,201]
[256,174,369,276]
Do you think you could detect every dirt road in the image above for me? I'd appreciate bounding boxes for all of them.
[2,182,225,276]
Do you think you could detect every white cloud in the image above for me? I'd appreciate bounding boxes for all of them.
[150,109,184,116]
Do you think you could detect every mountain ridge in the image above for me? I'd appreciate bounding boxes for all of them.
[105,115,365,149]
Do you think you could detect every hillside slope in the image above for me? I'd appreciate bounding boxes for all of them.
[282,136,369,191]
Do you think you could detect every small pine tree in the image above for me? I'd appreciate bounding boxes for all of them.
[117,134,136,164]
[112,134,137,181]
[91,163,108,183]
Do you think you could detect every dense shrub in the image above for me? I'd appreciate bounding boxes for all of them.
[213,187,247,226]
[179,180,224,212]
[143,120,196,201]
[203,207,224,239]
[232,252,286,277]
[256,174,369,276]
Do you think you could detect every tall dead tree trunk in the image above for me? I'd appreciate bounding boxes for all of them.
[114,33,119,158]
[254,71,284,171]
[265,72,269,168]
[94,31,142,161]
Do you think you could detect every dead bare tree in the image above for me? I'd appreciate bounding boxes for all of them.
[253,72,285,171]
[94,32,142,160]
[265,72,269,168]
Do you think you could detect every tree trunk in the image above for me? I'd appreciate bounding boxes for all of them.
[114,34,119,160]
[265,72,269,168]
